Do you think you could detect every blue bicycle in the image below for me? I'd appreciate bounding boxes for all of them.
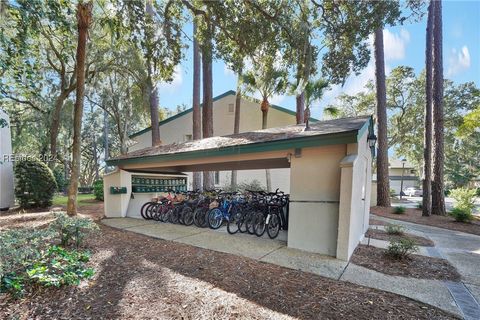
[208,192,242,229]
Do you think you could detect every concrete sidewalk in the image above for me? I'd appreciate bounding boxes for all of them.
[102,218,348,279]
[370,214,480,319]
[102,217,469,318]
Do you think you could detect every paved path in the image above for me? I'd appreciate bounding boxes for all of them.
[370,214,480,320]
[103,217,480,318]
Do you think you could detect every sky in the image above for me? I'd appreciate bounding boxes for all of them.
[157,1,480,120]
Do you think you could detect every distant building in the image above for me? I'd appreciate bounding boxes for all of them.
[127,90,318,192]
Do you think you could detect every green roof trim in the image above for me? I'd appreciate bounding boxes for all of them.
[128,90,318,138]
[107,130,358,167]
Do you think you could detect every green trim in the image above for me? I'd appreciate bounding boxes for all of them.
[128,90,318,138]
[107,130,358,167]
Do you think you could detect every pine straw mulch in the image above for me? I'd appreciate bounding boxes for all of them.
[371,206,480,236]
[351,245,461,281]
[0,223,457,320]
[366,228,435,247]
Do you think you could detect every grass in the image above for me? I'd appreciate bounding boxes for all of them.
[52,193,97,207]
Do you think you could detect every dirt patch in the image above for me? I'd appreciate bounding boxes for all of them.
[0,213,456,320]
[366,228,434,247]
[351,245,461,281]
[371,206,480,236]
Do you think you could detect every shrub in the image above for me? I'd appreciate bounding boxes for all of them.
[450,187,476,213]
[53,166,67,193]
[386,238,418,259]
[14,157,57,208]
[416,202,423,209]
[389,189,396,197]
[385,224,405,235]
[93,180,104,201]
[392,206,406,214]
[449,207,473,223]
[49,212,99,248]
[222,179,266,192]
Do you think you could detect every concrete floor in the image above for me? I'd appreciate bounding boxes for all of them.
[102,218,348,279]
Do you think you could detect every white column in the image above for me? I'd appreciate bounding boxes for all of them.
[0,108,14,210]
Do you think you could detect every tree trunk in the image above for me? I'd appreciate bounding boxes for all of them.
[192,20,202,191]
[49,91,69,169]
[422,1,434,217]
[148,78,161,146]
[230,74,242,189]
[103,108,109,173]
[431,0,446,215]
[261,97,271,191]
[296,92,305,124]
[202,29,214,190]
[67,1,92,216]
[374,27,391,207]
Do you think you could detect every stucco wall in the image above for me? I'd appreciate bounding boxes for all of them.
[336,129,372,260]
[0,108,14,210]
[288,145,345,255]
[103,170,188,218]
[129,93,296,151]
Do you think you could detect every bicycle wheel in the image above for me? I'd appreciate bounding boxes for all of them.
[266,212,281,239]
[145,203,155,220]
[170,207,180,224]
[193,207,207,227]
[178,205,186,225]
[227,207,242,234]
[182,206,194,226]
[246,212,256,235]
[152,204,163,221]
[208,208,223,229]
[140,202,151,219]
[253,211,266,237]
[159,206,170,222]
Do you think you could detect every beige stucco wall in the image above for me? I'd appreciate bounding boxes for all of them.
[129,93,296,152]
[336,130,372,260]
[128,93,296,191]
[287,145,346,255]
[103,169,187,218]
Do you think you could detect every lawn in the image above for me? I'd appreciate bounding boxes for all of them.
[52,193,99,207]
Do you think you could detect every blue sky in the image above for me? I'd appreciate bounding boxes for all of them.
[158,1,480,119]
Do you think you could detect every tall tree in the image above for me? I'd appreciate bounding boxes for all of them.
[202,20,214,190]
[67,1,92,216]
[230,71,242,188]
[431,0,446,215]
[423,1,434,216]
[192,19,202,191]
[374,28,391,207]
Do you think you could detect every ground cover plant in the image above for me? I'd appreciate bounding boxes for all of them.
[392,206,406,214]
[0,213,97,297]
[386,238,418,259]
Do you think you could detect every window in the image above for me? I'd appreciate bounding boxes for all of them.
[228,103,234,113]
[215,171,220,184]
[185,134,192,141]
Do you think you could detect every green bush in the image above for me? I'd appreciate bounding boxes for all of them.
[416,202,423,209]
[450,187,476,213]
[53,166,67,193]
[49,212,99,248]
[392,206,406,214]
[386,238,418,259]
[93,180,104,201]
[14,157,57,208]
[385,224,405,235]
[222,179,266,192]
[449,207,473,223]
[389,189,396,197]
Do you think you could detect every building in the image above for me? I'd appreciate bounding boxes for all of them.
[104,115,375,260]
[388,159,419,195]
[128,90,317,192]
[0,108,14,211]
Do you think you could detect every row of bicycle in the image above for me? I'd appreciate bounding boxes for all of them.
[140,188,289,239]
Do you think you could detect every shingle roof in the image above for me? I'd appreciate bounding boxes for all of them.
[109,116,372,165]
